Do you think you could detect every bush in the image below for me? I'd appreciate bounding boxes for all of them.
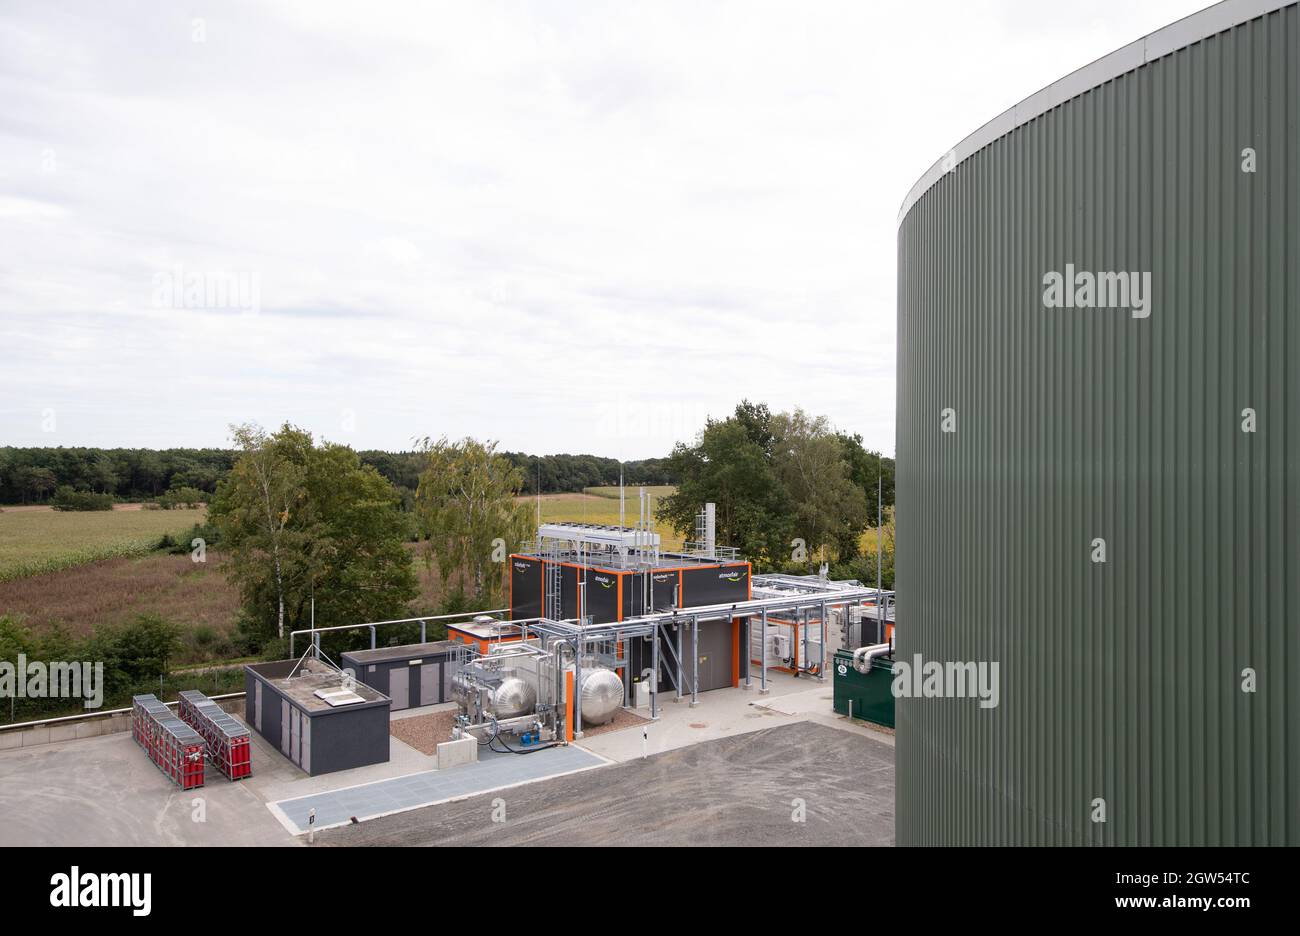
[50,486,114,511]
[0,613,191,723]
[155,486,206,510]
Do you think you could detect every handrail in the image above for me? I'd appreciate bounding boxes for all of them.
[288,608,508,656]
[0,692,245,732]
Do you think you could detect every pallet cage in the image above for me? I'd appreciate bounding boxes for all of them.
[155,716,206,790]
[131,694,159,748]
[178,689,252,781]
[131,694,205,789]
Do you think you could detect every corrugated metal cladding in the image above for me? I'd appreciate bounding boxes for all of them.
[896,3,1299,845]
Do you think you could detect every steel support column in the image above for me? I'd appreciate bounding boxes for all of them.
[675,620,684,702]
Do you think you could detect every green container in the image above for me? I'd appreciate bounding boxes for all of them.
[832,649,895,728]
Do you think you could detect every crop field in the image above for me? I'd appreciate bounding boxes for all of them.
[519,489,684,550]
[0,535,445,648]
[0,505,208,582]
[583,485,676,501]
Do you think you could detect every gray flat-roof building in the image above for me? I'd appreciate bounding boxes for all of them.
[341,640,461,711]
[244,658,391,776]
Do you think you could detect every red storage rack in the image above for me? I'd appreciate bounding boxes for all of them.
[155,716,206,789]
[178,689,252,781]
[131,694,156,748]
[131,694,205,789]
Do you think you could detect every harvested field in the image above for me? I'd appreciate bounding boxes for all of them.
[1,541,445,650]
[0,551,239,639]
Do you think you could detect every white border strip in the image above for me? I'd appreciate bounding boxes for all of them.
[897,0,1294,226]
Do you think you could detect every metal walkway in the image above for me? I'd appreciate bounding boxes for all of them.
[267,744,609,834]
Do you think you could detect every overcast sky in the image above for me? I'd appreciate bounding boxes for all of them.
[1,0,1211,459]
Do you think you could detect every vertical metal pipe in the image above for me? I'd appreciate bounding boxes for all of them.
[690,616,699,707]
[574,634,584,739]
[420,620,427,643]
[369,625,376,650]
[650,625,659,720]
[760,608,769,694]
[818,600,827,681]
[621,630,631,707]
[743,617,752,690]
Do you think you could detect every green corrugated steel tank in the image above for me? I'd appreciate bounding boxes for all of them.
[896,0,1300,845]
[832,649,895,728]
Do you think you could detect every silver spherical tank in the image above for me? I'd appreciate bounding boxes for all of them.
[491,675,537,719]
[579,668,624,725]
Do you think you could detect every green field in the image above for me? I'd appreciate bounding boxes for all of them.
[0,506,208,581]
[583,485,676,500]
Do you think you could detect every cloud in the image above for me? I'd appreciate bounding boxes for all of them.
[0,0,1210,456]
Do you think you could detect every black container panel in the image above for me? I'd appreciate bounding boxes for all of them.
[680,564,749,608]
[509,556,543,620]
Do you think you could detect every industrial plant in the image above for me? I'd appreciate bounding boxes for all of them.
[0,496,898,847]
[243,497,896,779]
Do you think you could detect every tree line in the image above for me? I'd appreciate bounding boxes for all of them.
[0,445,673,506]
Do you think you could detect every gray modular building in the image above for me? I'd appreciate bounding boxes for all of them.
[897,0,1299,845]
[340,640,460,711]
[244,658,391,776]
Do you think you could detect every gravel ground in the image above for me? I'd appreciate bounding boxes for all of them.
[389,710,458,755]
[393,706,649,754]
[577,706,650,738]
[318,720,894,847]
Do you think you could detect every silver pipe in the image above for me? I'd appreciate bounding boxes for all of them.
[760,607,769,694]
[551,639,574,741]
[852,643,892,674]
[819,600,827,681]
[690,616,699,707]
[743,616,752,690]
[650,625,659,719]
[288,608,509,656]
[573,633,584,738]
